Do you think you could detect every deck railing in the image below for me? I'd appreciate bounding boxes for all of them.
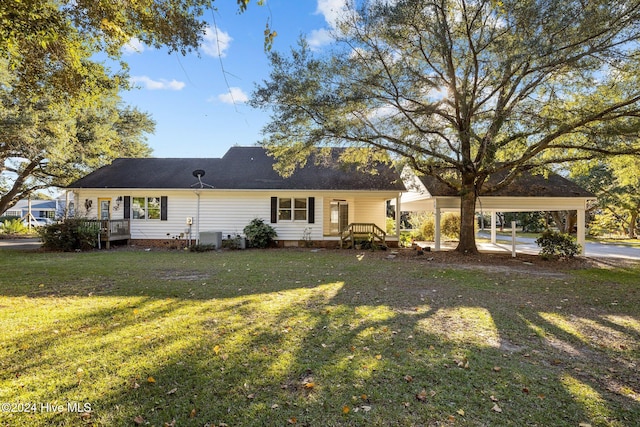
[81,219,130,248]
[339,223,386,248]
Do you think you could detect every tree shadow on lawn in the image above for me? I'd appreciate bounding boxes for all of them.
[1,251,639,426]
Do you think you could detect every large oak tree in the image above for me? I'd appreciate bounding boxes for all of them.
[251,0,640,253]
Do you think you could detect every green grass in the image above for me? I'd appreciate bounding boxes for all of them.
[0,249,639,426]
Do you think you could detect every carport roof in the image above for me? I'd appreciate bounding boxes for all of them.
[417,169,595,198]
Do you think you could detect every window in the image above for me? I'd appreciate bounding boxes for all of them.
[132,197,161,220]
[279,197,307,221]
[271,197,314,224]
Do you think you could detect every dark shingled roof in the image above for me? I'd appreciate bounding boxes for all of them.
[68,146,406,191]
[419,169,595,198]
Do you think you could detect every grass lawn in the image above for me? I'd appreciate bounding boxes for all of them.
[0,248,638,426]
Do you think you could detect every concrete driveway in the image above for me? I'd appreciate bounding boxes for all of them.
[476,231,640,260]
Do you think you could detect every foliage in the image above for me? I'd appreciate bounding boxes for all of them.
[251,0,640,254]
[243,218,277,248]
[518,212,547,233]
[0,218,27,234]
[409,212,461,241]
[419,215,436,241]
[0,250,638,426]
[535,230,581,260]
[190,243,217,252]
[385,216,395,234]
[399,231,413,248]
[441,213,461,240]
[0,69,155,215]
[38,218,99,251]
[571,157,640,238]
[221,234,245,250]
[0,1,264,103]
[1,0,268,215]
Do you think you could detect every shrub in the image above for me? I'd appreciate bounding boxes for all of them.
[0,218,28,235]
[441,213,461,239]
[535,230,581,260]
[243,218,277,248]
[419,215,436,241]
[190,243,217,252]
[39,218,100,251]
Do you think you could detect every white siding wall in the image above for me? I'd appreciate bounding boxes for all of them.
[73,190,397,241]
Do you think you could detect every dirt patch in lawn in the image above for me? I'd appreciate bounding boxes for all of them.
[338,246,635,277]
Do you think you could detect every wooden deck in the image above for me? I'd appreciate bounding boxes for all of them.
[339,223,386,249]
[83,219,130,249]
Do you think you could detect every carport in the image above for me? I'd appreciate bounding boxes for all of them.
[399,168,596,255]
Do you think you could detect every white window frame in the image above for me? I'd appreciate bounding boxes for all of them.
[278,197,308,222]
[132,196,161,220]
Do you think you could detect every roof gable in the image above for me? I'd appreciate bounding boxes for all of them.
[68,147,405,191]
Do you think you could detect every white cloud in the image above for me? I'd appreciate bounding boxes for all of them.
[307,28,334,51]
[201,26,232,57]
[216,87,249,104]
[316,0,348,29]
[122,37,145,54]
[130,76,186,91]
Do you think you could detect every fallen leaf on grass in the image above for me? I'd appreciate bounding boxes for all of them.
[404,375,413,382]
[492,404,502,413]
[189,408,196,418]
[304,382,315,389]
[493,366,501,372]
[457,409,465,416]
[416,389,428,402]
[167,387,177,395]
[490,395,499,402]
[213,345,221,355]
[164,419,176,427]
[342,405,350,414]
[133,415,145,425]
[287,418,297,424]
[147,376,156,383]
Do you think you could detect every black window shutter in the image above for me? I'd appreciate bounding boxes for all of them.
[270,197,278,223]
[161,196,168,221]
[308,197,315,224]
[123,196,130,219]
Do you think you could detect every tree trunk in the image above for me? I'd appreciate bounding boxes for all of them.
[455,179,479,254]
[629,211,638,239]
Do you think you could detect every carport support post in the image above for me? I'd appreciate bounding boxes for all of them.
[490,211,497,244]
[577,208,586,255]
[434,206,441,251]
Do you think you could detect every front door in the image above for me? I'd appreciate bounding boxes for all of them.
[330,201,349,234]
[98,198,111,220]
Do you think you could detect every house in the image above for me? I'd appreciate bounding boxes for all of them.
[1,198,67,220]
[66,146,406,248]
[400,167,596,254]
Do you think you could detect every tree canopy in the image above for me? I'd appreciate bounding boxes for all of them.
[251,0,640,253]
[0,57,154,214]
[1,0,268,215]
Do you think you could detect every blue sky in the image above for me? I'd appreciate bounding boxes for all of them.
[118,0,346,158]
